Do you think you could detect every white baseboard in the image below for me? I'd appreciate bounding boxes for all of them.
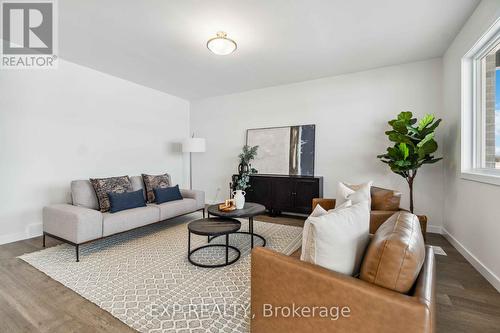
[0,223,43,246]
[426,225,443,234]
[0,231,42,245]
[442,227,500,292]
[0,231,28,245]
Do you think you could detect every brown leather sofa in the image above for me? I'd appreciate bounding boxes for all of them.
[251,212,436,333]
[312,186,427,235]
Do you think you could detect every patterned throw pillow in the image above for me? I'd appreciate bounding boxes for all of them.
[90,176,132,212]
[142,173,171,203]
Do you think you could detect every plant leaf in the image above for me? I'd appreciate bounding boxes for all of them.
[419,119,442,137]
[399,143,409,160]
[422,157,443,164]
[398,111,413,121]
[417,132,434,148]
[418,114,435,131]
[389,132,413,145]
[390,120,408,134]
[387,146,401,159]
[418,139,438,156]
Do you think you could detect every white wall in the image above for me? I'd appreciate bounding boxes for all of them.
[0,60,190,245]
[442,0,500,291]
[191,59,444,230]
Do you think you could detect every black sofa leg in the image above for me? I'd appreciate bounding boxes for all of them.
[76,244,80,262]
[42,233,46,248]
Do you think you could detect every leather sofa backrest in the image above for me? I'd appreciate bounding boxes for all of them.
[370,186,401,211]
[71,176,145,210]
[359,211,425,293]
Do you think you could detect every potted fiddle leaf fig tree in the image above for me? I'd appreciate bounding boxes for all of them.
[377,112,442,213]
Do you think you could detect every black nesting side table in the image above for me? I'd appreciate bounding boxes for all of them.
[207,202,266,248]
[187,217,241,268]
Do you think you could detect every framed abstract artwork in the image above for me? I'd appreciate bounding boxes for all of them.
[246,124,315,176]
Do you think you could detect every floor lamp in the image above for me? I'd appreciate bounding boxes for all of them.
[182,137,206,190]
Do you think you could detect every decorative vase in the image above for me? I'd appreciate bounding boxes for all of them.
[232,190,246,209]
[238,163,249,175]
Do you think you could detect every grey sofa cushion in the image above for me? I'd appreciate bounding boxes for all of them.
[71,180,99,210]
[179,189,205,210]
[130,175,146,199]
[102,205,160,237]
[152,198,197,221]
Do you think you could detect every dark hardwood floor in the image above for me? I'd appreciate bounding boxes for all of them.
[0,236,135,333]
[0,214,499,332]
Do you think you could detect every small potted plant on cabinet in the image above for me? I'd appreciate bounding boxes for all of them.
[233,145,258,209]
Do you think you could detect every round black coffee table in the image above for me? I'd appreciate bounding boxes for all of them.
[207,202,266,248]
[187,217,241,268]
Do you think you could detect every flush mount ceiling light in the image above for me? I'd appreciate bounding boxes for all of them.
[206,31,237,55]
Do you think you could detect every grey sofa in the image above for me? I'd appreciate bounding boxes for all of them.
[43,176,205,261]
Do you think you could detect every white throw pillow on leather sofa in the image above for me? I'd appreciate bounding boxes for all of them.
[301,201,370,276]
[336,181,373,209]
[300,200,351,261]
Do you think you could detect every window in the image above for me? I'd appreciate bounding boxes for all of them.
[480,45,500,169]
[461,19,500,185]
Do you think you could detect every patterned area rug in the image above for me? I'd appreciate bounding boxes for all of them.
[19,214,302,333]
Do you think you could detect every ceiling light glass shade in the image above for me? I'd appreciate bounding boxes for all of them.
[207,31,237,55]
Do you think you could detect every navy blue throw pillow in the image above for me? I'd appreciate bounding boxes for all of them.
[108,189,146,213]
[154,185,183,204]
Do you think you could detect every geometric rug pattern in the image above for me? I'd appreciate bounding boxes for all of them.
[19,214,302,333]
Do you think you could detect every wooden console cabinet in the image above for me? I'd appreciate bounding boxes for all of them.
[238,174,323,215]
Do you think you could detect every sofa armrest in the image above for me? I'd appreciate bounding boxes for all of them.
[180,189,205,210]
[371,211,428,238]
[251,247,433,333]
[43,204,103,244]
[370,210,398,233]
[312,198,336,211]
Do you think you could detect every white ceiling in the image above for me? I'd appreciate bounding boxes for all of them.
[59,0,479,100]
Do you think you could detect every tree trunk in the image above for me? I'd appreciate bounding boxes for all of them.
[409,179,414,213]
[407,170,417,213]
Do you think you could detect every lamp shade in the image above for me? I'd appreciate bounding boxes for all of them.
[182,138,206,153]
